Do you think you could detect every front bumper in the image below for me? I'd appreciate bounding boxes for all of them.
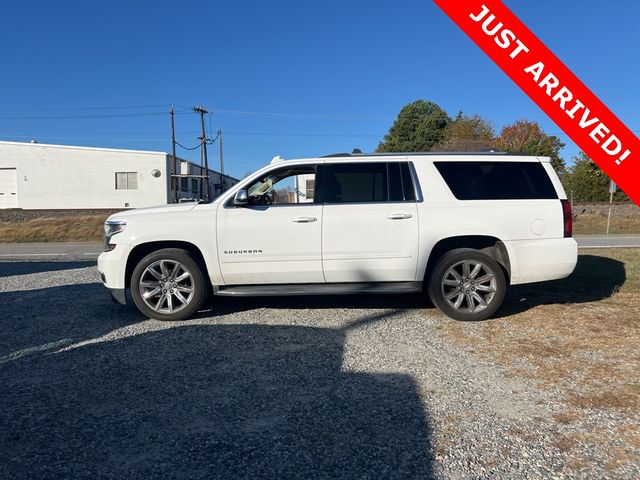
[97,244,133,304]
[108,288,127,305]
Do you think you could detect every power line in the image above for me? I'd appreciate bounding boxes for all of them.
[206,131,220,144]
[20,104,180,112]
[175,141,201,150]
[0,131,499,140]
[0,111,192,121]
[211,108,389,120]
[0,130,200,136]
[1,107,636,138]
[223,131,383,138]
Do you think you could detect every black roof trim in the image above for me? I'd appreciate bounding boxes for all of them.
[320,150,535,158]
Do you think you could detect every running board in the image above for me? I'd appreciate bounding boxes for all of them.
[214,282,422,297]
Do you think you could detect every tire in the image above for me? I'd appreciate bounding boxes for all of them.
[428,248,506,321]
[130,248,209,321]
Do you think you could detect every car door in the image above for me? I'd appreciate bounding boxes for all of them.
[320,161,419,283]
[216,163,324,285]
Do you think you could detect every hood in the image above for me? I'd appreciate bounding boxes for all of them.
[108,202,199,221]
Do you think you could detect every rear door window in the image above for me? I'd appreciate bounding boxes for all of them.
[322,162,416,203]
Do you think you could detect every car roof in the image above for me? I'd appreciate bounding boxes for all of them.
[321,151,532,158]
[269,151,548,165]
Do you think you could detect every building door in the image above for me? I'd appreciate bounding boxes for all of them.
[0,168,18,209]
[216,164,324,285]
[320,161,419,283]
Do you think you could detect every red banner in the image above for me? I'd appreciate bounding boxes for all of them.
[433,0,640,205]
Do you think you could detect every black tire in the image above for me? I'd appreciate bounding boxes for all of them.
[130,248,209,321]
[428,248,506,321]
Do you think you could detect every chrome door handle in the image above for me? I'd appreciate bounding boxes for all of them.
[387,213,412,220]
[292,216,318,223]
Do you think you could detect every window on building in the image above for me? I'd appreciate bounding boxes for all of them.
[115,172,138,190]
[180,177,189,191]
[191,178,200,196]
[305,179,315,200]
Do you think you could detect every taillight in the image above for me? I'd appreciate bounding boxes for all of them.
[561,199,572,238]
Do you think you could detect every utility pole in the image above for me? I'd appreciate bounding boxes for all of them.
[193,105,210,201]
[170,106,178,203]
[218,129,225,194]
[606,180,616,235]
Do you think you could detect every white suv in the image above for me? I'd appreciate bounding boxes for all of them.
[98,152,577,321]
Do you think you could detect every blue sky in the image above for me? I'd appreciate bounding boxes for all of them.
[0,0,637,178]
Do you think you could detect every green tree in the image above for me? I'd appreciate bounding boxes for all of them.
[435,112,495,151]
[565,152,629,202]
[377,100,450,152]
[494,120,566,175]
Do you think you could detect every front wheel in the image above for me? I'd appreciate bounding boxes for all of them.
[428,248,506,321]
[130,248,209,321]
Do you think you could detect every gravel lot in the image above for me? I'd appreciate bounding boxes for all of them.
[0,262,636,479]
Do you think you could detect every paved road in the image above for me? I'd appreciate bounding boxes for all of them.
[0,242,103,261]
[574,235,640,248]
[0,236,638,262]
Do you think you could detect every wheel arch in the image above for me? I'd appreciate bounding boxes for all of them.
[124,241,210,289]
[423,235,511,285]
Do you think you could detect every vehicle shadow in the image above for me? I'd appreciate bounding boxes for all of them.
[0,315,434,478]
[0,282,144,359]
[495,254,627,318]
[0,260,95,278]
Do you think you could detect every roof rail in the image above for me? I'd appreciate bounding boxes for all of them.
[321,150,522,158]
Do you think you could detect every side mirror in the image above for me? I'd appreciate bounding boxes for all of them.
[233,189,249,206]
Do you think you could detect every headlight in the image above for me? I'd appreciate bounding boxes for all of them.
[103,221,127,251]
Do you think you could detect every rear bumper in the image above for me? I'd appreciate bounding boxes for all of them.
[505,237,578,285]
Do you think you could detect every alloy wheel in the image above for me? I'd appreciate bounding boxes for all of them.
[138,259,195,314]
[441,260,497,314]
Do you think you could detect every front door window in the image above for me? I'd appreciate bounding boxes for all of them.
[246,166,316,206]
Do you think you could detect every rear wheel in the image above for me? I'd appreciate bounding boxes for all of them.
[428,248,506,321]
[130,248,208,321]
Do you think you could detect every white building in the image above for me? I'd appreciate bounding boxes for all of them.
[294,173,315,203]
[0,140,237,209]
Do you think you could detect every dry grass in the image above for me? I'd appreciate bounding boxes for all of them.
[439,251,640,474]
[439,248,640,413]
[553,411,582,425]
[573,213,640,235]
[567,389,640,410]
[554,434,578,453]
[618,424,640,451]
[0,215,105,242]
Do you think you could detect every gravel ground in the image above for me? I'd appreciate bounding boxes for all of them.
[0,262,637,479]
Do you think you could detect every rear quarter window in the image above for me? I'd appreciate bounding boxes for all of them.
[434,161,558,200]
